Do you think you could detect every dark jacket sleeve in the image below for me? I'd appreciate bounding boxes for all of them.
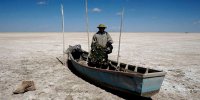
[106,33,113,44]
[91,34,97,49]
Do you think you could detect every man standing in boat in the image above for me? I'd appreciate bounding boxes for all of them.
[88,24,113,68]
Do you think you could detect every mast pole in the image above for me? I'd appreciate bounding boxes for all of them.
[61,4,65,53]
[117,8,124,65]
[61,4,65,64]
[85,0,90,52]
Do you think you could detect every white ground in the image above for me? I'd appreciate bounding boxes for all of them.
[0,32,199,100]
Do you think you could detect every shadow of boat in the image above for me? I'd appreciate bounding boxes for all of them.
[67,60,152,100]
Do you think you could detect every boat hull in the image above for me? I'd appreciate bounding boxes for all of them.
[68,56,165,97]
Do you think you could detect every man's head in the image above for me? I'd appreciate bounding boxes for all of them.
[97,24,106,32]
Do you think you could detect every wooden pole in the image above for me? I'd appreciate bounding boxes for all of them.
[61,4,65,53]
[85,0,90,52]
[61,4,65,64]
[117,8,124,65]
[85,0,91,63]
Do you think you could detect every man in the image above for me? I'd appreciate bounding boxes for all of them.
[88,24,113,68]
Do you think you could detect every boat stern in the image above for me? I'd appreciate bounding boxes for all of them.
[140,73,166,97]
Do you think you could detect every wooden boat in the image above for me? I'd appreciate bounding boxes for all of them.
[66,46,166,97]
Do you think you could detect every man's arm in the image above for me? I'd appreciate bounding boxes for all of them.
[106,33,113,54]
[107,33,113,44]
[91,34,97,50]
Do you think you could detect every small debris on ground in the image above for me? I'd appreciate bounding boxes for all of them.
[13,81,36,94]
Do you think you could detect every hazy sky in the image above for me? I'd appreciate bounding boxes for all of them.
[0,0,200,32]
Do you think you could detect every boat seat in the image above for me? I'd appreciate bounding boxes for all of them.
[124,64,129,72]
[145,68,149,74]
[134,66,138,72]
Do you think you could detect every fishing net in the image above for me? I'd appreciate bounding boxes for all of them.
[88,44,108,68]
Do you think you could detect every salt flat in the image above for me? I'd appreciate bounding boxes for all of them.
[0,32,200,100]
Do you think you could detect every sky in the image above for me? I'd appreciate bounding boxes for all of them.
[0,0,200,32]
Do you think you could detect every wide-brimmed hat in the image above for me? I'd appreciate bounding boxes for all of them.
[97,24,107,28]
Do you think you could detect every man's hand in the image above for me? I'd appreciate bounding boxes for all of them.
[106,41,113,54]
